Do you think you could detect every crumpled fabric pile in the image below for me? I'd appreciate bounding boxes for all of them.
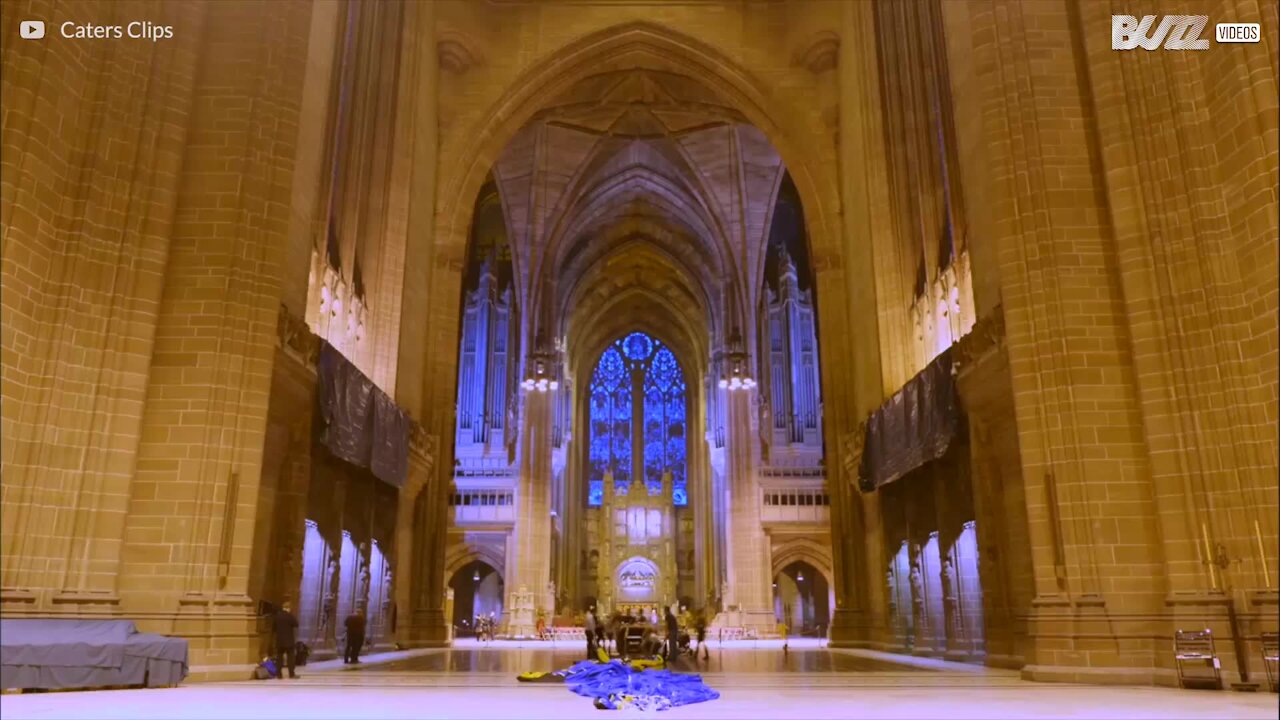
[517,659,720,711]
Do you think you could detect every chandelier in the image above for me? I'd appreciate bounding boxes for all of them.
[717,328,757,391]
[520,331,560,393]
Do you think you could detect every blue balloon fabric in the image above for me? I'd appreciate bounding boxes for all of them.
[556,660,720,711]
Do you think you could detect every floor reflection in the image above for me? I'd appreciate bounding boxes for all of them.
[357,646,931,674]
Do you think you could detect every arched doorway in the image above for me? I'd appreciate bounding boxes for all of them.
[448,561,504,637]
[773,561,830,637]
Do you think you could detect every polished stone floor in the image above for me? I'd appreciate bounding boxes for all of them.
[3,639,1277,719]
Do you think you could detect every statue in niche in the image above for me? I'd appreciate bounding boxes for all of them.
[359,564,372,608]
[941,558,958,604]
[320,557,338,636]
[379,567,393,632]
[908,564,924,609]
[941,557,962,645]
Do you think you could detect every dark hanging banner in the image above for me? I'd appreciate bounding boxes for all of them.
[316,342,408,488]
[369,392,410,489]
[858,348,960,493]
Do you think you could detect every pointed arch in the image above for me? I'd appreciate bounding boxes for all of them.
[436,21,838,334]
[585,332,689,506]
[771,537,834,588]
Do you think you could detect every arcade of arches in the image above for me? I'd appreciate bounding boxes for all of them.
[2,0,1277,698]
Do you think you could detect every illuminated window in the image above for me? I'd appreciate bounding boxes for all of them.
[587,332,688,506]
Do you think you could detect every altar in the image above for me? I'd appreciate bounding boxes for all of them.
[594,470,679,616]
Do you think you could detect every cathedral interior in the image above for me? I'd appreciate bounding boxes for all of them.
[1,1,1277,718]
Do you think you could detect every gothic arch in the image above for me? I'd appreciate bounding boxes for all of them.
[444,543,506,584]
[771,538,834,587]
[436,21,839,283]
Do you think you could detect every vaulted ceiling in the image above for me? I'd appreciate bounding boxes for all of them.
[489,67,793,370]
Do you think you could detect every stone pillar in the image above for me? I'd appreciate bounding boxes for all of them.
[393,0,439,420]
[722,387,773,632]
[108,0,314,680]
[954,310,1034,669]
[824,0,896,649]
[505,390,553,637]
[959,0,1222,685]
[382,0,449,649]
[689,393,713,609]
[0,0,203,614]
[1073,0,1278,685]
[395,429,433,647]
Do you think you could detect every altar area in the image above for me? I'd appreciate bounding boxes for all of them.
[586,469,690,618]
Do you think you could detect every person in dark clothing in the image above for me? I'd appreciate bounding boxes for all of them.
[343,609,366,664]
[694,611,709,659]
[584,607,598,660]
[273,602,300,679]
[664,606,679,662]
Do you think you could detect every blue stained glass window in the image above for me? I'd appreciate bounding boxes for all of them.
[622,332,654,361]
[587,333,687,506]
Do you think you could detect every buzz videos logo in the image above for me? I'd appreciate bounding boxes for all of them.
[1112,15,1261,50]
[20,20,46,39]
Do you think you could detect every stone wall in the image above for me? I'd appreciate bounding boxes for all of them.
[1,0,1274,689]
[2,0,314,679]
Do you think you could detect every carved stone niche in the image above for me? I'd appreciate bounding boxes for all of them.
[277,302,320,369]
[796,31,839,74]
[952,305,1005,373]
[840,421,867,481]
[438,31,483,74]
[408,423,436,469]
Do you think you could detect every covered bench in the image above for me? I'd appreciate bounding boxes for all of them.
[0,619,188,691]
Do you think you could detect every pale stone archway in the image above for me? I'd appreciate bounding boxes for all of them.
[403,13,889,643]
[433,21,842,262]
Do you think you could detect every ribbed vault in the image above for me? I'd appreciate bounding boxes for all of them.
[489,65,790,361]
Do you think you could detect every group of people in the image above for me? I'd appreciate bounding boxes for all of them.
[269,601,368,679]
[473,613,498,642]
[582,605,710,662]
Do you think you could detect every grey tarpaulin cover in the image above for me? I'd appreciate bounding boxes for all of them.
[317,341,409,487]
[0,619,189,690]
[858,348,960,492]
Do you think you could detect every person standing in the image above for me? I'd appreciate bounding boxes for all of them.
[694,611,708,660]
[343,608,366,664]
[664,605,679,662]
[273,601,300,679]
[584,606,598,660]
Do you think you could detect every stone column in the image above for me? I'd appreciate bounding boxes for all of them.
[722,386,773,632]
[960,0,1193,685]
[954,309,1034,668]
[107,0,314,680]
[823,0,898,649]
[1073,0,1278,684]
[384,0,451,648]
[392,0,439,421]
[689,396,712,607]
[0,0,204,612]
[505,390,553,637]
[395,429,433,647]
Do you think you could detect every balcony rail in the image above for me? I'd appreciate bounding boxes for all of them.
[761,488,831,524]
[454,457,515,478]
